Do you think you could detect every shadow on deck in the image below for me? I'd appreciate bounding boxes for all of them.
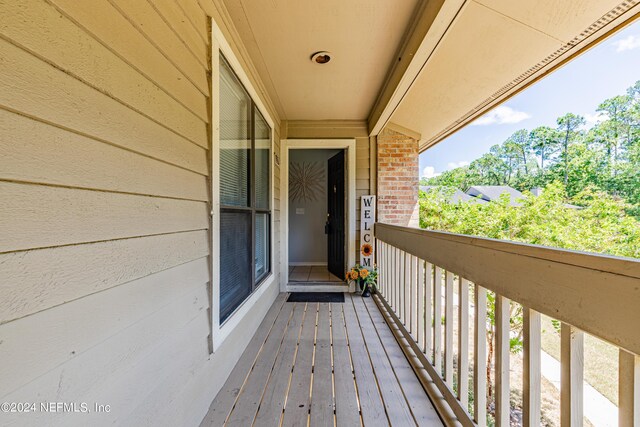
[200,293,443,426]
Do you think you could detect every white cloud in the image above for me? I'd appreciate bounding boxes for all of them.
[447,161,469,170]
[583,112,605,129]
[613,35,640,52]
[422,166,440,179]
[471,105,531,126]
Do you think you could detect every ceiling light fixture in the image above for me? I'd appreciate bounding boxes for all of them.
[310,51,331,64]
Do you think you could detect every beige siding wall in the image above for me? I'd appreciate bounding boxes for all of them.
[0,1,280,426]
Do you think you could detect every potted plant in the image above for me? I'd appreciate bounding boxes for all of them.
[345,264,378,297]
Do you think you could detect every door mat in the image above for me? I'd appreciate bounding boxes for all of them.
[287,292,345,303]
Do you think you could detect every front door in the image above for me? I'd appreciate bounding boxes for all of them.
[326,151,345,278]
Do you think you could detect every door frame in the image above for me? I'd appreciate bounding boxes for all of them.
[281,139,356,292]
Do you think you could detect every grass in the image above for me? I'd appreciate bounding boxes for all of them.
[540,315,618,405]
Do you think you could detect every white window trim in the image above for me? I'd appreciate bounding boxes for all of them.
[210,23,276,351]
[281,139,357,293]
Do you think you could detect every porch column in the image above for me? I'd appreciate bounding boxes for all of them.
[376,127,420,227]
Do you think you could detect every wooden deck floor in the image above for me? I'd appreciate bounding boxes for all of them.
[200,293,443,427]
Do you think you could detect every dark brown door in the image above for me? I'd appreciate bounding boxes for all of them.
[326,151,345,278]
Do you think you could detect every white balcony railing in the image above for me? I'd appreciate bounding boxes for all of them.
[374,222,640,427]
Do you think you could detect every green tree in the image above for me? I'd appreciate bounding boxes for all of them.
[529,126,558,172]
[556,113,585,186]
[422,81,640,217]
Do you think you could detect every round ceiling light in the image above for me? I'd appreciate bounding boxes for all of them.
[310,51,331,64]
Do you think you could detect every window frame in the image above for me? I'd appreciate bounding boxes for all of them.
[218,54,272,323]
[211,30,276,350]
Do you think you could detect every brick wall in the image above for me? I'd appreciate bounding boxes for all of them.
[377,127,420,227]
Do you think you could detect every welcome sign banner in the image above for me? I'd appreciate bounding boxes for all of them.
[360,195,376,268]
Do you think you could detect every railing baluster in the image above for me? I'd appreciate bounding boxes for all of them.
[384,242,388,297]
[400,250,406,324]
[445,271,454,388]
[376,240,381,294]
[417,258,425,352]
[458,278,470,408]
[391,245,397,312]
[523,307,541,427]
[395,248,401,319]
[434,266,443,375]
[410,255,418,338]
[619,349,640,427]
[474,285,487,427]
[495,295,510,427]
[404,251,411,328]
[425,262,433,363]
[561,323,584,427]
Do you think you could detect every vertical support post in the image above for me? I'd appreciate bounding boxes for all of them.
[434,266,443,375]
[523,308,541,427]
[561,323,583,427]
[458,278,470,407]
[377,240,382,295]
[391,246,397,312]
[495,295,510,427]
[410,256,418,338]
[404,252,412,329]
[445,271,454,388]
[399,249,404,321]
[425,262,433,363]
[417,258,425,349]
[383,242,388,297]
[619,349,640,427]
[474,285,487,427]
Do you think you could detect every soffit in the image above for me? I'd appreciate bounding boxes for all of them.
[388,0,634,150]
[222,0,419,121]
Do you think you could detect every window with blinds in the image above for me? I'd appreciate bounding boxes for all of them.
[219,54,271,323]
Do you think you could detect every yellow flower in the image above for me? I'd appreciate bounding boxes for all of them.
[345,271,350,281]
[359,269,369,279]
[361,243,373,257]
[350,270,359,280]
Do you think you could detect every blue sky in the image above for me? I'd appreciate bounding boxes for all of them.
[419,21,640,178]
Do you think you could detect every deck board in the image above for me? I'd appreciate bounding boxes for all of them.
[342,296,388,426]
[352,296,416,426]
[200,293,443,427]
[254,303,307,425]
[333,301,365,426]
[224,303,297,427]
[309,303,334,427]
[363,297,442,425]
[200,294,287,426]
[281,302,317,426]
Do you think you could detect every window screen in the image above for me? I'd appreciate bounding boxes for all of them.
[219,54,272,323]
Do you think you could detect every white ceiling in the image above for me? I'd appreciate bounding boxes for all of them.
[223,0,636,145]
[223,0,420,121]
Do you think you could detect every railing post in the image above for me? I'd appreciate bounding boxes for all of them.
[458,278,470,408]
[434,266,443,375]
[392,245,397,312]
[404,252,412,329]
[561,323,583,427]
[474,285,487,427]
[619,349,640,427]
[495,295,510,427]
[445,271,454,388]
[523,308,541,427]
[410,255,418,338]
[417,258,425,351]
[425,262,433,363]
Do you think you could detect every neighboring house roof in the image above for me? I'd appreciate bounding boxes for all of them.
[466,186,524,206]
[420,186,487,204]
